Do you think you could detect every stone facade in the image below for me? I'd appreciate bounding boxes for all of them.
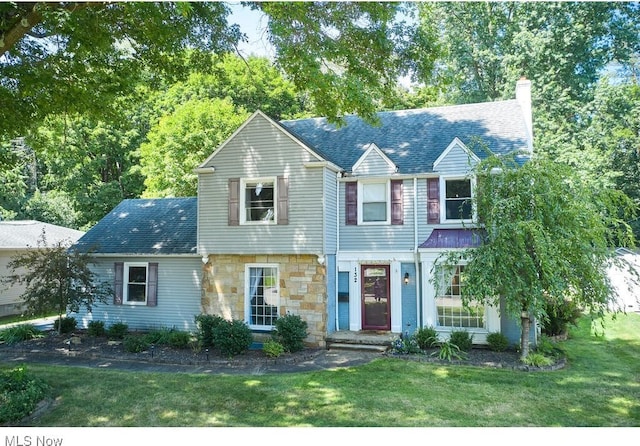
[201,254,328,347]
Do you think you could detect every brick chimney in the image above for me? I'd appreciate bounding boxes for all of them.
[516,77,533,152]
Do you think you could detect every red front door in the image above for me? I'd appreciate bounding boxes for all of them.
[361,265,391,330]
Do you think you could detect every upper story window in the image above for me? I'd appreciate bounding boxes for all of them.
[360,181,389,224]
[443,177,473,222]
[242,178,275,224]
[229,177,289,226]
[345,180,403,226]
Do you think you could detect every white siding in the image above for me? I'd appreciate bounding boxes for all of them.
[198,114,328,254]
[339,179,415,251]
[433,144,478,175]
[76,256,202,333]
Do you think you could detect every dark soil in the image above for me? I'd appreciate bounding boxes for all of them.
[0,330,566,372]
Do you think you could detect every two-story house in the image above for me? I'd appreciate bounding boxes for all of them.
[74,79,535,348]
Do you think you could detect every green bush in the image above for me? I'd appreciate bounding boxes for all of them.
[123,335,150,353]
[263,339,285,358]
[107,322,128,340]
[0,324,43,345]
[522,352,554,367]
[195,314,226,347]
[449,329,473,352]
[0,365,49,424]
[87,320,106,337]
[53,316,77,334]
[272,313,308,353]
[391,335,423,355]
[536,335,563,358]
[145,328,192,349]
[542,298,582,336]
[486,332,509,352]
[212,319,253,357]
[414,326,438,349]
[432,340,467,362]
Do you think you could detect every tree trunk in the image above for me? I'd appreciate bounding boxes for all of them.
[520,312,530,360]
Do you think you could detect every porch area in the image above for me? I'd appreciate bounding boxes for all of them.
[325,330,400,352]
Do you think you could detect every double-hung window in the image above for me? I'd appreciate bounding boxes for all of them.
[245,264,280,329]
[360,181,389,224]
[435,265,485,329]
[241,178,275,224]
[443,177,473,222]
[124,263,148,305]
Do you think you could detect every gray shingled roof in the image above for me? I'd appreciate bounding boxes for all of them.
[73,198,197,255]
[280,99,529,174]
[0,220,84,249]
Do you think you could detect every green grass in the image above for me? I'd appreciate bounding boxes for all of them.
[2,313,639,426]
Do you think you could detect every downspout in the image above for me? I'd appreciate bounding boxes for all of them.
[335,171,341,332]
[413,177,421,329]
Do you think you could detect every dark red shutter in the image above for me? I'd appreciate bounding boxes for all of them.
[147,263,158,307]
[277,176,289,225]
[427,178,440,224]
[345,182,358,225]
[114,262,123,305]
[391,180,404,225]
[228,178,240,226]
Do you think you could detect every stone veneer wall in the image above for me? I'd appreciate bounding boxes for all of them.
[201,254,328,347]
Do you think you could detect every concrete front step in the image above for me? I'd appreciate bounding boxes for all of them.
[327,342,390,353]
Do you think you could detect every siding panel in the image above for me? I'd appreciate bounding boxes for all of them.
[434,145,478,175]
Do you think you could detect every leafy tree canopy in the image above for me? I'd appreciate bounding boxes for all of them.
[439,155,637,358]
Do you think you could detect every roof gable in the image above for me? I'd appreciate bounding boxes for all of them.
[74,198,197,255]
[432,137,481,174]
[352,143,397,176]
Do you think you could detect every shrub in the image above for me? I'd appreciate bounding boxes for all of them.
[432,340,466,361]
[536,335,563,359]
[449,329,473,352]
[145,328,192,349]
[542,298,582,336]
[414,326,438,349]
[272,313,308,353]
[123,335,150,353]
[107,322,128,340]
[522,352,553,367]
[391,335,423,355]
[486,332,509,352]
[195,314,226,347]
[0,324,43,345]
[263,339,285,358]
[87,320,106,337]
[212,319,253,357]
[0,365,49,424]
[53,316,77,334]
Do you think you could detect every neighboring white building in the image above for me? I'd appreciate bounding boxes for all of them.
[0,220,84,317]
[609,248,640,313]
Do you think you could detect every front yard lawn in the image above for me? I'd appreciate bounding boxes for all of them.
[2,313,639,427]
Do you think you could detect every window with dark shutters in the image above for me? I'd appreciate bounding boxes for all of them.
[427,178,440,224]
[345,182,358,225]
[391,180,404,225]
[228,178,240,226]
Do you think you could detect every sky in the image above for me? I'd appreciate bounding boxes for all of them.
[227,2,274,59]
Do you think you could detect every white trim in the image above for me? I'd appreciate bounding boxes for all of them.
[123,262,148,306]
[439,175,476,224]
[432,137,480,172]
[244,263,280,331]
[198,110,326,169]
[357,179,391,225]
[239,177,277,225]
[303,161,343,172]
[352,143,397,174]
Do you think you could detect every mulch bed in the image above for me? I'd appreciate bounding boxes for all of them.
[0,330,566,372]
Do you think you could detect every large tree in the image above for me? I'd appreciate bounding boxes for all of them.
[440,155,637,359]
